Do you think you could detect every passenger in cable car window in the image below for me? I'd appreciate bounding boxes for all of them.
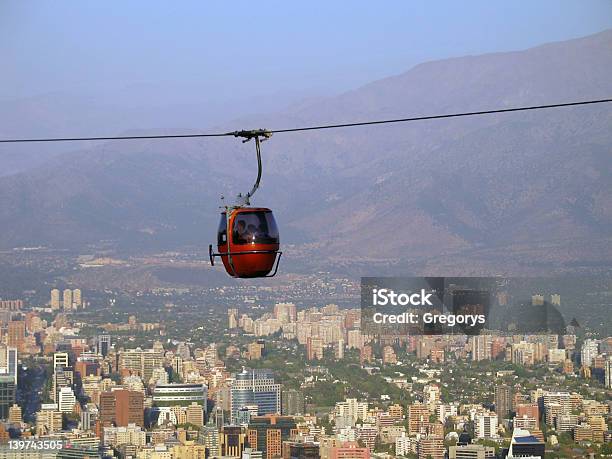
[246,224,258,243]
[234,220,247,244]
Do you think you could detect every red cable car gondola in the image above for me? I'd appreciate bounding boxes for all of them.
[209,130,282,278]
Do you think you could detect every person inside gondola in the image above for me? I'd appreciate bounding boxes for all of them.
[234,219,247,243]
[246,224,258,243]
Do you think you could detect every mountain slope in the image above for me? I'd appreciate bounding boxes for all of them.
[0,30,611,274]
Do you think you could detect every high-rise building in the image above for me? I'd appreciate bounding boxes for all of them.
[234,407,251,426]
[273,303,297,323]
[548,348,566,364]
[81,406,98,431]
[573,423,594,442]
[8,404,22,425]
[281,389,305,416]
[228,309,239,329]
[99,389,144,427]
[360,345,373,364]
[382,346,397,364]
[219,425,247,458]
[475,413,498,439]
[335,398,368,424]
[423,384,441,409]
[435,404,457,424]
[99,391,116,425]
[395,433,416,457]
[186,402,204,426]
[152,383,208,409]
[73,289,82,308]
[550,294,561,306]
[115,389,145,427]
[417,435,444,459]
[494,385,513,419]
[77,357,101,380]
[581,339,599,367]
[0,346,17,419]
[63,289,73,310]
[306,337,324,360]
[98,334,111,357]
[234,408,253,428]
[7,321,25,352]
[199,425,220,457]
[389,404,404,421]
[471,335,492,361]
[531,294,544,306]
[555,414,578,433]
[515,403,539,421]
[605,357,612,389]
[247,415,297,459]
[356,424,377,451]
[36,404,63,435]
[0,300,23,311]
[288,442,320,459]
[543,392,571,426]
[504,428,544,458]
[50,289,61,310]
[512,415,536,431]
[563,359,574,375]
[58,387,77,413]
[347,330,363,350]
[562,334,577,351]
[329,441,370,459]
[408,403,430,435]
[335,339,345,360]
[0,346,18,383]
[231,369,280,422]
[588,415,606,443]
[119,348,164,382]
[247,342,264,360]
[448,444,496,458]
[54,352,69,370]
[52,367,73,402]
[214,405,225,429]
[103,424,146,449]
[242,447,263,459]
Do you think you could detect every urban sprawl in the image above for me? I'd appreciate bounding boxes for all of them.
[0,286,610,459]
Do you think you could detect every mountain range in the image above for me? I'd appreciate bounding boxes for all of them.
[1,30,611,276]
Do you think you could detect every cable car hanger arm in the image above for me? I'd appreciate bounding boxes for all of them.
[231,129,272,207]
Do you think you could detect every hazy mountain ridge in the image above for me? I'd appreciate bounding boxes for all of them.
[1,30,611,273]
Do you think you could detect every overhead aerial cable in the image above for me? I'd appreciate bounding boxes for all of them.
[0,98,610,144]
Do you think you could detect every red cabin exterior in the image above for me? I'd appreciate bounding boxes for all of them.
[216,207,280,278]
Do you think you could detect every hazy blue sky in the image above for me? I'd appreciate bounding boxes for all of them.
[2,1,611,105]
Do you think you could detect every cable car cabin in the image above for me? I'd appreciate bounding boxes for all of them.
[208,130,282,278]
[212,207,281,278]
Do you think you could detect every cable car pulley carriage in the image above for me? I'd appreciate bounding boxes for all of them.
[209,129,282,278]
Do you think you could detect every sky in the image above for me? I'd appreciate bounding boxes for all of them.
[2,0,612,107]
